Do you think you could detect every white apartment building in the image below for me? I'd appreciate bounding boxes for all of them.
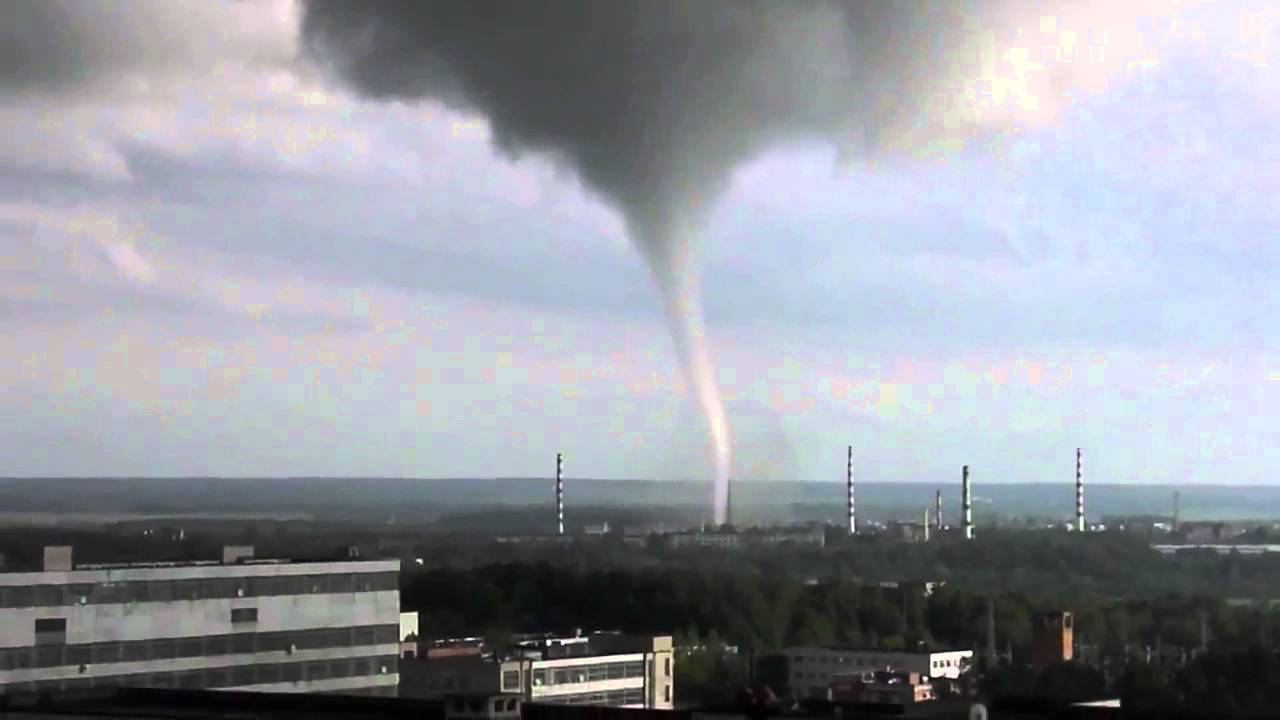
[0,546,400,697]
[784,646,973,699]
[402,633,674,709]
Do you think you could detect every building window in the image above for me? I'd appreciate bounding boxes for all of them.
[665,684,671,703]
[503,670,520,690]
[664,657,671,676]
[34,618,67,645]
[230,607,258,624]
[34,618,67,634]
[532,669,547,686]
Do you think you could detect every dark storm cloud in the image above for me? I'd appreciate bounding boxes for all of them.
[2,0,295,96]
[299,0,974,245]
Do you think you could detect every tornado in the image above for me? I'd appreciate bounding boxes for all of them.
[300,0,1177,525]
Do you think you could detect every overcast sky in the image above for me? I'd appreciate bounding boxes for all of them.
[2,0,1276,486]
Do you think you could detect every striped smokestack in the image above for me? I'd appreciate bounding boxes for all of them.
[846,445,856,535]
[556,452,565,536]
[935,489,943,531]
[962,465,973,540]
[1075,447,1085,532]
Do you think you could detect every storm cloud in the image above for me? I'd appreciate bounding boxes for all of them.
[298,0,1177,522]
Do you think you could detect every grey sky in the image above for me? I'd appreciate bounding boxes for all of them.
[1,0,1276,488]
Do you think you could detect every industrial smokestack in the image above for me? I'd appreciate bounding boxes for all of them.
[846,445,856,536]
[556,452,565,536]
[935,489,943,531]
[923,508,930,542]
[962,465,973,541]
[1075,447,1085,533]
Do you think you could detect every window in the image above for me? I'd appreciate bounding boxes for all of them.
[3,586,34,607]
[231,665,256,687]
[375,624,399,644]
[205,635,229,656]
[664,658,671,675]
[532,669,547,686]
[151,639,175,660]
[258,664,281,684]
[231,633,255,654]
[148,581,174,602]
[665,684,671,703]
[503,670,520,690]
[34,617,67,634]
[310,660,333,680]
[231,607,258,624]
[353,626,376,646]
[206,668,232,688]
[35,645,63,668]
[92,643,121,664]
[122,641,148,662]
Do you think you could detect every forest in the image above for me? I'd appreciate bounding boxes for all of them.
[401,559,1280,717]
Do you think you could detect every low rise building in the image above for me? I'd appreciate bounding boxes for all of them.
[783,646,972,699]
[400,612,420,660]
[401,633,674,709]
[829,670,935,705]
[0,545,400,697]
[443,692,522,720]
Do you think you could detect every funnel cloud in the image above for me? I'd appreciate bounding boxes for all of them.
[301,0,1174,524]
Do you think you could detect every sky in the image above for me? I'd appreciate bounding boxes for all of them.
[2,0,1277,487]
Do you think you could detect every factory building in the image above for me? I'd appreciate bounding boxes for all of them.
[783,646,973,699]
[0,545,400,697]
[1032,611,1074,667]
[400,633,674,710]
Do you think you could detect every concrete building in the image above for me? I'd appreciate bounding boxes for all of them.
[783,646,973,699]
[0,545,400,697]
[401,633,674,709]
[401,612,421,660]
[1032,611,1074,667]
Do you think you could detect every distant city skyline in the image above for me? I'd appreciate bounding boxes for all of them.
[1,1,1276,485]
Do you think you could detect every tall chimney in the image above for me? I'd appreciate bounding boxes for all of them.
[1075,447,1085,532]
[556,452,565,536]
[923,508,931,542]
[962,465,973,540]
[934,489,943,531]
[846,445,856,535]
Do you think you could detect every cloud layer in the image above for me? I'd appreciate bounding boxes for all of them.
[1,0,1276,491]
